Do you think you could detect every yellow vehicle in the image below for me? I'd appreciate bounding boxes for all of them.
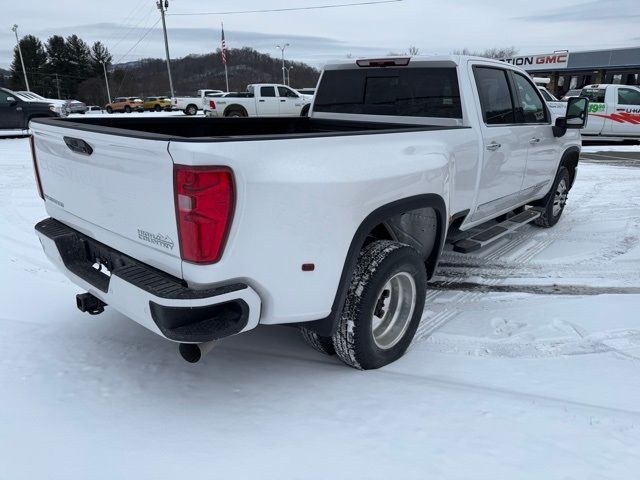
[143,96,173,112]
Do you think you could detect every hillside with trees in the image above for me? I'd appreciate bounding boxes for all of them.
[7,33,320,105]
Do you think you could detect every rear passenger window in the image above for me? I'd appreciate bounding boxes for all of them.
[512,73,547,123]
[618,88,640,105]
[261,86,276,97]
[474,67,515,125]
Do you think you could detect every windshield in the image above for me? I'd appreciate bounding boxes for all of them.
[580,88,606,103]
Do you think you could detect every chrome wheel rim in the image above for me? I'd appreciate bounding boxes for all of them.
[371,272,417,350]
[553,178,568,217]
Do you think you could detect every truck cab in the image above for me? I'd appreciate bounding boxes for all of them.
[580,84,640,140]
[204,84,311,117]
[0,87,58,130]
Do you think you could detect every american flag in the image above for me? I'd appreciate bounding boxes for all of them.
[221,24,227,66]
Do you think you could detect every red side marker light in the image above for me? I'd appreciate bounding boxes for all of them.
[302,263,315,272]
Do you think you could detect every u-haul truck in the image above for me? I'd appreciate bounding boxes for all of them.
[579,84,640,141]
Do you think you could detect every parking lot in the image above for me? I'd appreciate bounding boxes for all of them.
[0,136,639,479]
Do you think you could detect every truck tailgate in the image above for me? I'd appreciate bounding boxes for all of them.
[31,121,182,277]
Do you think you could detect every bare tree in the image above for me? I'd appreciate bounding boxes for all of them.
[453,46,519,59]
[408,46,420,56]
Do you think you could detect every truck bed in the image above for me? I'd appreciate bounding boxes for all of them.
[31,116,465,142]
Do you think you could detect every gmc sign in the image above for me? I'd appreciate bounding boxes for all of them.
[503,53,570,71]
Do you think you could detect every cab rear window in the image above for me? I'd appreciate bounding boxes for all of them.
[314,67,462,118]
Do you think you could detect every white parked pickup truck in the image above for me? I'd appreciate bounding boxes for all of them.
[30,55,589,370]
[203,83,312,117]
[173,89,224,116]
[578,84,640,141]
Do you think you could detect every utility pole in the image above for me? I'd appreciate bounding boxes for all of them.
[157,0,175,98]
[276,43,290,85]
[54,73,61,99]
[11,24,30,92]
[101,62,111,103]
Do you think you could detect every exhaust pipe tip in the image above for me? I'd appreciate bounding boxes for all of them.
[179,341,218,363]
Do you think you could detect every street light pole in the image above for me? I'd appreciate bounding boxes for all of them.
[286,66,294,86]
[101,61,111,104]
[276,43,290,85]
[11,24,30,92]
[157,0,175,99]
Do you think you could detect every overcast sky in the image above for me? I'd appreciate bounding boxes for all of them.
[1,0,639,69]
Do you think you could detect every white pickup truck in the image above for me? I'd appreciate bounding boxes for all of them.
[203,83,312,117]
[578,84,640,141]
[172,89,224,116]
[30,55,589,370]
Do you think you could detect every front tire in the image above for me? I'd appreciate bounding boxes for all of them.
[534,166,570,228]
[106,106,113,114]
[154,104,162,112]
[332,240,427,370]
[124,105,132,113]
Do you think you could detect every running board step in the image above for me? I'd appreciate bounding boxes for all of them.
[453,209,541,253]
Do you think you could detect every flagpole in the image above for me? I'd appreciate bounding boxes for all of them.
[222,22,229,92]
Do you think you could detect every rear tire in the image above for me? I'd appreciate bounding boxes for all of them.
[225,109,247,118]
[154,104,162,112]
[534,166,570,228]
[185,104,198,116]
[300,328,335,356]
[332,240,427,370]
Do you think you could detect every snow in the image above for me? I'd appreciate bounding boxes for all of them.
[582,144,640,153]
[1,137,639,479]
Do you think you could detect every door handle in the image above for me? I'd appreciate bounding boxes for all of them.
[529,137,541,144]
[280,100,286,102]
[259,99,265,102]
[486,142,501,151]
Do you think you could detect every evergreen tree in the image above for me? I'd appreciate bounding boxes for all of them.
[65,35,91,98]
[44,35,69,98]
[90,41,112,77]
[9,35,47,93]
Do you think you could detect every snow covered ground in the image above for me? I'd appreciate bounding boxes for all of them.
[1,137,639,479]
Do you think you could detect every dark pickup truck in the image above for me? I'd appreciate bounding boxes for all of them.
[0,87,58,130]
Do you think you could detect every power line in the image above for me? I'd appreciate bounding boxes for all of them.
[167,0,403,16]
[112,18,160,66]
[109,3,158,53]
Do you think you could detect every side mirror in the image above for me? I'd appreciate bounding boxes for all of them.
[553,96,589,137]
[565,96,589,128]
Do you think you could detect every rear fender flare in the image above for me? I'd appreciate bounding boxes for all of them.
[301,194,447,337]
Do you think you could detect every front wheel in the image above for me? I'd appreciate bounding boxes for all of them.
[534,166,570,228]
[106,106,113,114]
[332,240,427,370]
[154,104,162,112]
[124,105,132,113]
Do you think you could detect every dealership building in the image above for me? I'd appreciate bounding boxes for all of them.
[504,46,640,97]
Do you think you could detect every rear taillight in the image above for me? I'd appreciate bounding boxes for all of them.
[174,165,234,264]
[29,136,44,200]
[209,100,216,109]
